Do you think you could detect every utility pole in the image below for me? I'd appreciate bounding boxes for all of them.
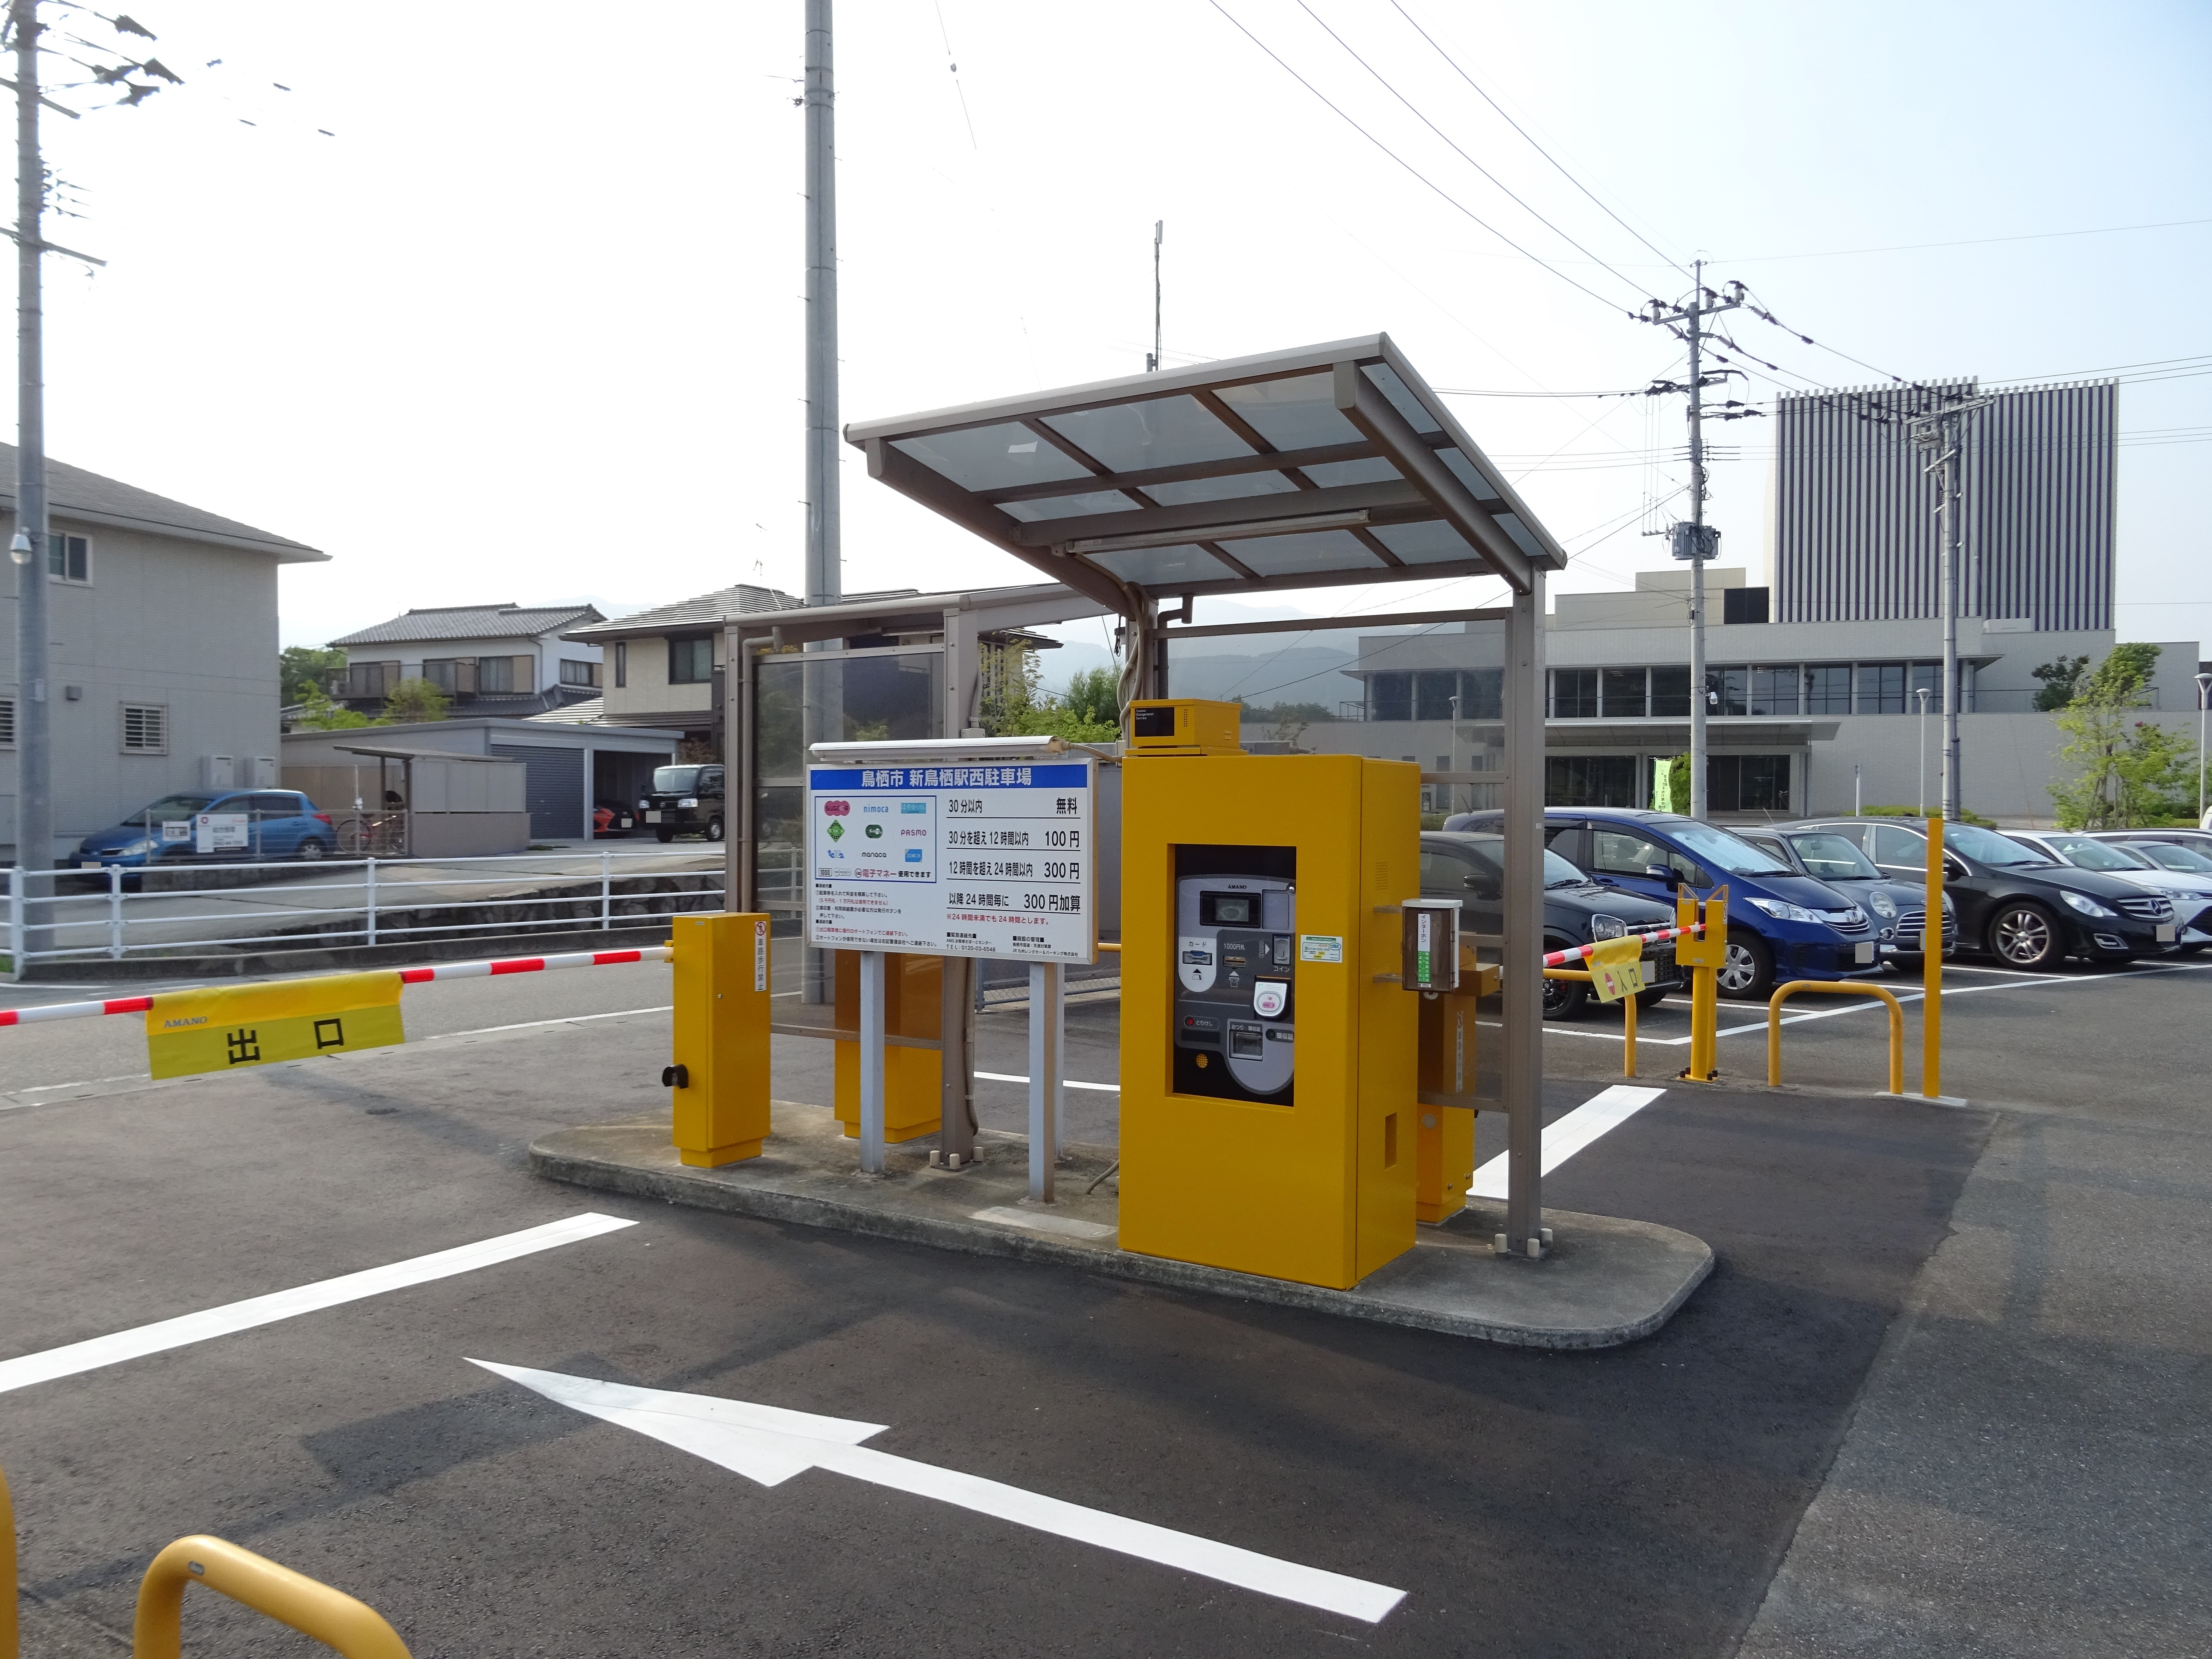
[9,0,49,875]
[1910,394,1991,822]
[803,0,839,607]
[1643,260,1741,820]
[1146,219,1162,372]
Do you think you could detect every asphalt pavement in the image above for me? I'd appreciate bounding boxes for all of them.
[0,954,2205,1655]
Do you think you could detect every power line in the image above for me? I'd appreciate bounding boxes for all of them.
[1712,216,2212,264]
[1387,0,1688,277]
[1206,0,1645,319]
[1295,0,1654,303]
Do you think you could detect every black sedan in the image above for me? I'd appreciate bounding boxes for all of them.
[1734,824,1958,968]
[1419,830,1683,1020]
[1786,816,2179,969]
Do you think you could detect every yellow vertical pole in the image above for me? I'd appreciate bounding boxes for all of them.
[1923,817,1944,1098]
[1621,979,1638,1078]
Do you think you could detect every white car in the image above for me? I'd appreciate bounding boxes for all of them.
[2012,831,2212,953]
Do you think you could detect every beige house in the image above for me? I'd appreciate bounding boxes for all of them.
[561,582,804,749]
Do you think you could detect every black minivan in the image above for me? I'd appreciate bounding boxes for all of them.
[1788,816,2178,968]
[638,764,725,843]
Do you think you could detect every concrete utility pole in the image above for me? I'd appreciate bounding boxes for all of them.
[1912,395,1991,822]
[1674,259,1739,820]
[803,0,839,607]
[9,0,49,873]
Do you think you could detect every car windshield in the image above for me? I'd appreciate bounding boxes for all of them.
[2046,836,2150,871]
[1948,824,2058,868]
[652,765,704,793]
[2130,841,2212,873]
[1787,832,1883,881]
[128,794,215,821]
[1428,833,1589,890]
[1666,821,1794,877]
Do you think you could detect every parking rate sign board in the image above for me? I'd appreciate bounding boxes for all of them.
[806,757,1094,962]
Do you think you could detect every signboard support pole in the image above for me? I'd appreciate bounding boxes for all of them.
[938,955,977,1166]
[1027,960,1060,1202]
[857,949,887,1173]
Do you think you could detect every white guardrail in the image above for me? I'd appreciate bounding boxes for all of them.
[1,850,725,975]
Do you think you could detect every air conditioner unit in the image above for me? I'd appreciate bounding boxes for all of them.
[200,754,236,789]
[250,756,279,787]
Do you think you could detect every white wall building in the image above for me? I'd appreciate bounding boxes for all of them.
[328,603,608,719]
[0,446,323,864]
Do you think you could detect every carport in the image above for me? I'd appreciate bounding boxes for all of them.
[824,335,1571,1258]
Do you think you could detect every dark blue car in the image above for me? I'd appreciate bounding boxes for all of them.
[75,789,335,870]
[1444,807,1877,999]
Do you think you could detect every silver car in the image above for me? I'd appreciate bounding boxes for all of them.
[2010,830,2212,952]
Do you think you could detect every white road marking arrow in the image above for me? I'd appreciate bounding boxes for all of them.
[471,1360,1405,1624]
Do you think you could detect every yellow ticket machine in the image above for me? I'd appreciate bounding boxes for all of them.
[1118,702,1420,1290]
[667,911,774,1166]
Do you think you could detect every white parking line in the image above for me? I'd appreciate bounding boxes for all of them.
[0,1213,637,1396]
[426,1006,673,1039]
[976,1070,1121,1093]
[1467,1084,1665,1197]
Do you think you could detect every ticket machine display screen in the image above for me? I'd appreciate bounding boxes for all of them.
[1175,867,1295,1103]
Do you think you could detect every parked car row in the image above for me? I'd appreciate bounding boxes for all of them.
[75,790,336,870]
[1437,805,2191,1007]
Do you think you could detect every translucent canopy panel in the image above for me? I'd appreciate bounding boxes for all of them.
[892,422,1095,492]
[849,334,1567,605]
[1042,395,1252,473]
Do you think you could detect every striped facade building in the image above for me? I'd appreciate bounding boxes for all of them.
[1773,378,2117,630]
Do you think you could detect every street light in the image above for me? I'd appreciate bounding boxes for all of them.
[2196,671,2212,827]
[7,528,28,563]
[1446,692,1462,818]
[1915,686,1932,817]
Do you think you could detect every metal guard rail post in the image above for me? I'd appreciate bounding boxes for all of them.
[1767,980,1905,1096]
[133,1535,410,1659]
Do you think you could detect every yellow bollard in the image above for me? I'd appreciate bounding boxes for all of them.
[1924,817,1944,1099]
[1541,966,1640,1078]
[1766,980,1906,1096]
[1671,885,1729,1083]
[133,1535,410,1659]
[669,912,775,1166]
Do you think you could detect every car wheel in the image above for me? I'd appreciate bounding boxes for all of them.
[705,816,725,843]
[1541,953,1589,1021]
[1987,901,2063,969]
[1716,929,1775,1001]
[295,838,327,861]
[655,827,676,844]
[1634,984,1670,1010]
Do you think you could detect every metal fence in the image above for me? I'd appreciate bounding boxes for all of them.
[2,850,725,975]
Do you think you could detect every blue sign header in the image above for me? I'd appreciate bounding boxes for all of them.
[809,763,1089,791]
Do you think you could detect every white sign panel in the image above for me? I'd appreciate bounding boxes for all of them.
[193,812,250,854]
[160,820,191,844]
[806,757,1094,963]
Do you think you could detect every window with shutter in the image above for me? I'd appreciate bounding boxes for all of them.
[121,703,168,752]
[0,696,15,746]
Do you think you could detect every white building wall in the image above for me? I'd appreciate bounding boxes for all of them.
[0,517,281,860]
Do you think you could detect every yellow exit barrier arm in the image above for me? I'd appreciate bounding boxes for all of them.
[1766,981,1905,1096]
[133,1536,410,1659]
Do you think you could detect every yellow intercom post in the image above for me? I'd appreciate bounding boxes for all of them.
[1118,700,1419,1290]
[1671,885,1729,1083]
[668,912,774,1166]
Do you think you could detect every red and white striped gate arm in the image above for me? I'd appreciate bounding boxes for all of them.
[0,945,672,1027]
[1539,923,1703,970]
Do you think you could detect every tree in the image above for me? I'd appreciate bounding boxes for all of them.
[2048,644,2176,828]
[2031,654,2090,711]
[980,646,1120,742]
[290,682,370,730]
[1062,666,1119,729]
[280,645,347,704]
[381,677,451,725]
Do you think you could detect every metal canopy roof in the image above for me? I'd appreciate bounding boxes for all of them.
[845,334,1567,610]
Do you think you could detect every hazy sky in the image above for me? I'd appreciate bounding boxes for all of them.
[26,1,2210,658]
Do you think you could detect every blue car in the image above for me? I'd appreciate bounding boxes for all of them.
[76,789,335,870]
[1444,806,1877,999]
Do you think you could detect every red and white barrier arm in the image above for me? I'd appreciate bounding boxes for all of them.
[1539,923,1703,970]
[0,945,672,1027]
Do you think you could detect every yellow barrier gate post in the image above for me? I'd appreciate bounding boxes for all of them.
[1924,816,1944,1099]
[133,1536,410,1659]
[667,913,774,1166]
[1672,884,1728,1083]
[1767,981,1906,1096]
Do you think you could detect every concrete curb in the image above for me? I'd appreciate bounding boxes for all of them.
[530,1112,1715,1350]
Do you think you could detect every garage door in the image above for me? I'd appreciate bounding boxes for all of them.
[491,744,583,838]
